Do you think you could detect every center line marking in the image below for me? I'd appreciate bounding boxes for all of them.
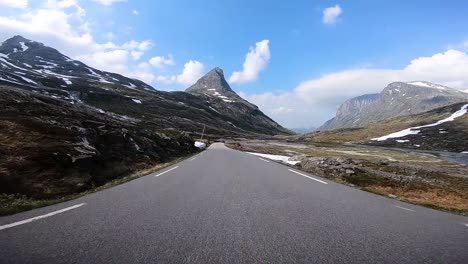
[0,203,86,231]
[393,205,416,212]
[155,166,179,177]
[288,169,328,184]
[259,158,270,162]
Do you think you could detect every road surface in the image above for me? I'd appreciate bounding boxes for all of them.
[1,143,467,263]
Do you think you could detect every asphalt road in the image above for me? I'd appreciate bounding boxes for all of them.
[1,143,467,263]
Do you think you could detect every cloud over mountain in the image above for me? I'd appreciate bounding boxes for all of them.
[229,39,271,84]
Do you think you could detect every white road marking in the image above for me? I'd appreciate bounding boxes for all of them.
[0,203,86,231]
[259,158,270,163]
[393,205,416,212]
[288,169,328,184]
[189,157,196,161]
[462,223,468,227]
[155,166,179,177]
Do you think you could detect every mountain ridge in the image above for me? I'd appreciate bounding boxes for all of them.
[319,81,468,130]
[0,35,291,137]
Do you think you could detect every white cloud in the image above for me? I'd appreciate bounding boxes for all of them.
[0,0,27,9]
[130,51,143,60]
[322,4,342,25]
[78,49,129,73]
[242,49,468,128]
[121,40,153,51]
[149,55,175,68]
[132,10,138,15]
[177,60,205,85]
[0,1,157,81]
[92,0,126,6]
[229,39,270,84]
[156,60,205,86]
[127,62,156,83]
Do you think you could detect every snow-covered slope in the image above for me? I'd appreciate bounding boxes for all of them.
[372,104,468,141]
[0,35,153,91]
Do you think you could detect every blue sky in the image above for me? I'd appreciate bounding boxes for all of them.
[1,0,468,127]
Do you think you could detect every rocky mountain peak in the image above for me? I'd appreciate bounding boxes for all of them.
[3,35,31,44]
[0,35,36,54]
[186,67,235,95]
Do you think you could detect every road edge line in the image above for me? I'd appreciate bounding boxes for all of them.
[288,169,328,184]
[0,203,86,231]
[155,166,179,177]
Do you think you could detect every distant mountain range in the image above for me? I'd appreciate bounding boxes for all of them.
[295,102,468,152]
[319,81,468,130]
[290,127,317,134]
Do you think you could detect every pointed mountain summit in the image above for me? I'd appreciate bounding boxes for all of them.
[186,67,234,95]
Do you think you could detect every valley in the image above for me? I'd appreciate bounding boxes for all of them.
[0,36,291,215]
[2,2,468,263]
[0,35,467,217]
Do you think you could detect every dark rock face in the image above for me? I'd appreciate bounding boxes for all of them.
[320,82,468,130]
[320,94,379,130]
[0,87,195,199]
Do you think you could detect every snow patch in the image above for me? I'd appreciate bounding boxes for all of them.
[208,106,219,113]
[0,77,22,85]
[62,78,72,85]
[247,152,300,165]
[372,104,468,141]
[20,76,37,85]
[407,81,447,90]
[132,99,142,104]
[19,42,28,52]
[124,82,137,90]
[396,140,410,143]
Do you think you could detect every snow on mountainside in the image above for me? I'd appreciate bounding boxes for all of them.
[0,35,291,137]
[0,35,153,92]
[372,104,468,141]
[405,81,448,90]
[319,81,468,130]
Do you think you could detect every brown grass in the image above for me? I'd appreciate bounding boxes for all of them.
[366,186,468,213]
